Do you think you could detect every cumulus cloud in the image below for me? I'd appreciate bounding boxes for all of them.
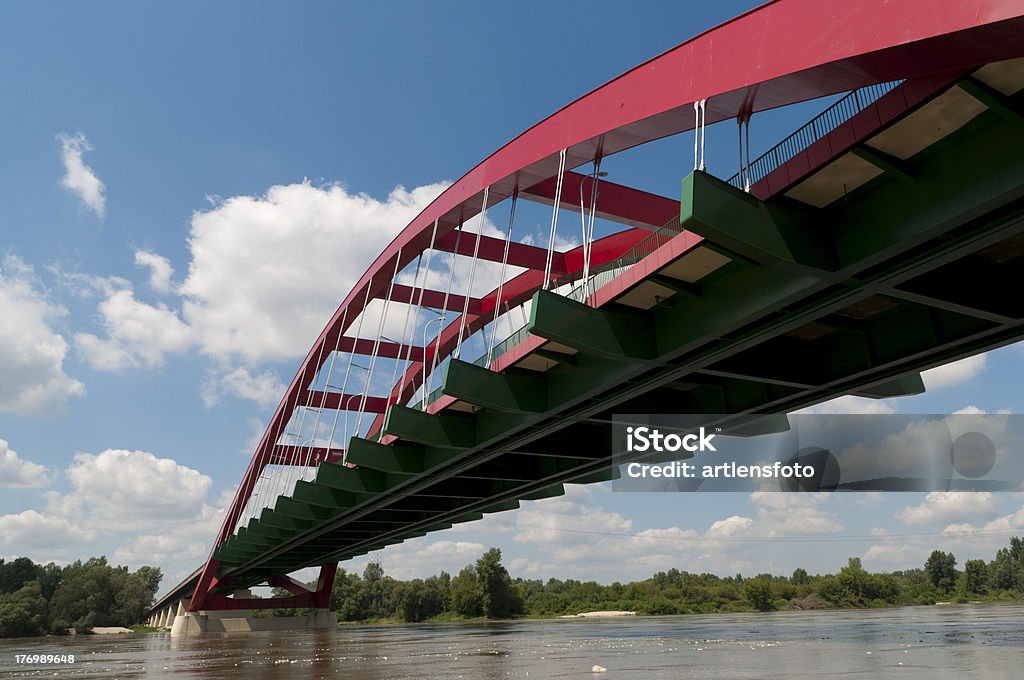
[0,449,229,577]
[922,353,987,390]
[0,255,85,415]
[0,439,50,488]
[57,132,106,218]
[59,449,214,531]
[135,250,175,294]
[896,491,998,525]
[180,180,448,363]
[202,366,285,408]
[75,285,193,371]
[0,510,95,550]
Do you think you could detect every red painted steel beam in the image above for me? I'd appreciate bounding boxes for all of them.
[435,229,566,274]
[390,284,483,315]
[302,390,388,413]
[336,336,425,361]
[522,172,680,230]
[272,445,345,466]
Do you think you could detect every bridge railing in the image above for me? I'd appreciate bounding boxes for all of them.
[726,80,902,189]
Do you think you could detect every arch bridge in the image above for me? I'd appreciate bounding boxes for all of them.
[148,0,1024,630]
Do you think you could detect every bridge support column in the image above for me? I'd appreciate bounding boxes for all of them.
[170,564,338,636]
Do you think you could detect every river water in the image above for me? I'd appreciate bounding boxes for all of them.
[2,603,1022,679]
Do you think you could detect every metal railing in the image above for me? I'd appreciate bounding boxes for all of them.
[727,80,902,189]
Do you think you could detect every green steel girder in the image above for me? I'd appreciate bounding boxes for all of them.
[853,373,926,399]
[292,480,362,509]
[681,171,837,271]
[259,508,312,532]
[830,110,1024,269]
[529,290,657,360]
[315,462,410,494]
[274,495,340,522]
[384,404,476,448]
[519,484,565,501]
[959,78,1024,126]
[346,437,431,474]
[442,359,548,413]
[851,144,916,182]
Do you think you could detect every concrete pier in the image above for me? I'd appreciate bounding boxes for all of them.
[170,608,336,636]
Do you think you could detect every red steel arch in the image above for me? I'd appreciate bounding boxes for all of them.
[191,0,1024,610]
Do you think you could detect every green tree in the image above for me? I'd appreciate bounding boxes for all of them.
[475,548,523,619]
[924,550,958,594]
[0,557,41,594]
[743,578,775,611]
[791,568,809,585]
[450,566,482,617]
[961,559,988,595]
[0,581,48,637]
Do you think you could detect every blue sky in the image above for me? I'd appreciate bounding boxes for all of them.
[1,0,1022,592]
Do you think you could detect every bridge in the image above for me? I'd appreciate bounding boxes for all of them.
[148,0,1024,632]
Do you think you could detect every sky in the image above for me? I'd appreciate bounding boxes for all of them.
[1,0,1022,596]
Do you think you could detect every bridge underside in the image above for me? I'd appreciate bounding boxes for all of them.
[204,66,1024,593]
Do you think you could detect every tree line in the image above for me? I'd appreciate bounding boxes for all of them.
[0,557,162,637]
[4,536,1023,636]
[324,537,1024,622]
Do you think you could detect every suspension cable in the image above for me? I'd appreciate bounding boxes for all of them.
[455,187,488,359]
[333,284,373,459]
[388,252,422,399]
[303,306,348,479]
[487,192,517,368]
[426,223,464,401]
[542,148,567,290]
[356,248,403,434]
[581,158,602,299]
[398,219,438,404]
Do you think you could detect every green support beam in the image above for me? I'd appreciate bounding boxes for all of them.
[292,480,361,509]
[851,144,916,182]
[853,373,926,399]
[529,289,656,360]
[680,170,837,271]
[315,463,388,494]
[959,78,1024,126]
[442,359,549,413]
[346,437,427,474]
[384,404,476,448]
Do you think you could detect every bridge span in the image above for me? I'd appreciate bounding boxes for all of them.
[148,0,1024,631]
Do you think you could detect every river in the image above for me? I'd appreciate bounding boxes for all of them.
[2,603,1022,678]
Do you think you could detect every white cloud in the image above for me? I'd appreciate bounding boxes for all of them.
[75,286,193,371]
[0,510,95,550]
[895,491,998,525]
[0,255,85,415]
[202,366,285,408]
[0,439,50,488]
[748,491,843,535]
[57,132,106,218]
[922,353,987,390]
[180,180,448,363]
[135,250,175,294]
[706,515,753,539]
[61,449,214,531]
